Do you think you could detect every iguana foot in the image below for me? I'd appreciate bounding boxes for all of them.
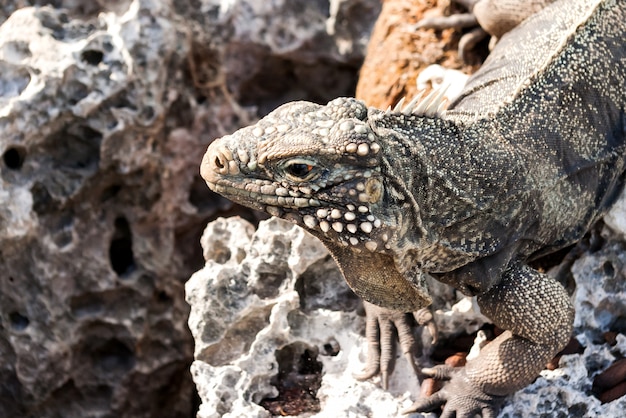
[403,365,505,418]
[415,0,556,62]
[414,0,487,62]
[354,301,437,389]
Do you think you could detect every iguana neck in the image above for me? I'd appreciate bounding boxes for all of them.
[372,110,527,273]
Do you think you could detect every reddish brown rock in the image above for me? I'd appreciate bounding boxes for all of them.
[594,358,626,392]
[355,0,479,109]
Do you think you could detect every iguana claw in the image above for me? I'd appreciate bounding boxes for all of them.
[354,301,437,389]
[403,365,504,418]
[354,302,417,389]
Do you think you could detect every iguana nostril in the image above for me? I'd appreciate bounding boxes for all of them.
[214,155,225,169]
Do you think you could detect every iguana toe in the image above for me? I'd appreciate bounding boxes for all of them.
[354,302,422,389]
[406,365,504,417]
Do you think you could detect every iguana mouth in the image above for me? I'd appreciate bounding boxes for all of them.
[204,176,388,244]
[204,178,323,211]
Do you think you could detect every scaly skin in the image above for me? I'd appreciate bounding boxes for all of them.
[201,0,625,415]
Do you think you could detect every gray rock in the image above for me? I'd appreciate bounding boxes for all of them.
[186,217,424,418]
[572,241,626,334]
[0,0,377,416]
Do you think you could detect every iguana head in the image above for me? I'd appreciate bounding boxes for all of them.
[201,96,446,311]
[202,98,389,249]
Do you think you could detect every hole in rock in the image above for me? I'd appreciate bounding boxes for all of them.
[610,316,626,336]
[254,271,287,299]
[166,94,193,127]
[211,241,231,265]
[568,403,589,416]
[51,211,75,248]
[141,105,155,121]
[81,49,104,65]
[3,147,25,170]
[100,184,122,202]
[202,306,273,366]
[48,124,102,170]
[109,217,136,277]
[155,290,172,303]
[260,342,323,415]
[31,182,55,215]
[296,256,359,313]
[49,380,113,411]
[93,339,136,374]
[0,63,31,99]
[8,311,29,331]
[602,260,615,277]
[65,80,89,105]
[322,338,340,357]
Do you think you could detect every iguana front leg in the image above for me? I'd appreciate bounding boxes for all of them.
[407,261,574,416]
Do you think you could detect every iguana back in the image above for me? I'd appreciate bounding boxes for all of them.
[408,0,626,272]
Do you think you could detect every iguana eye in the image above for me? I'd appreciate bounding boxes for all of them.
[288,163,312,177]
[282,159,319,182]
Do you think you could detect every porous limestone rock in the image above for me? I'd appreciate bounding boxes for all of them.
[0,0,378,416]
[499,336,626,417]
[1,4,197,417]
[572,241,626,333]
[186,217,427,418]
[187,217,490,417]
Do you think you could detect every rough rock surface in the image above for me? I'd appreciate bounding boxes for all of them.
[0,0,378,416]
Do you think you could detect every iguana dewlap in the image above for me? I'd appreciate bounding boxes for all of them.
[201,0,625,415]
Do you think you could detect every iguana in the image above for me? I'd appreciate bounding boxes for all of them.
[200,0,626,415]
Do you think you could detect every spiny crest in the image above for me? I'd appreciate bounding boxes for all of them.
[385,85,450,117]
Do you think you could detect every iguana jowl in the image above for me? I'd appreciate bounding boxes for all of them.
[201,0,626,415]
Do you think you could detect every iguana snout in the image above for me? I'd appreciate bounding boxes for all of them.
[201,138,239,181]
